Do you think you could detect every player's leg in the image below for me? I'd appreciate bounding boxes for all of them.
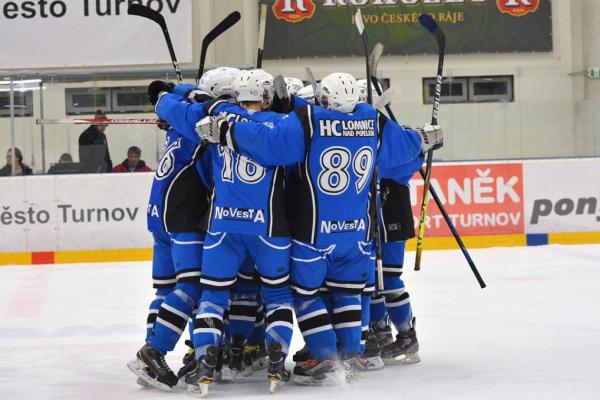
[362,250,385,371]
[186,232,245,388]
[325,241,370,372]
[290,241,342,386]
[244,290,268,372]
[378,240,420,365]
[248,235,294,388]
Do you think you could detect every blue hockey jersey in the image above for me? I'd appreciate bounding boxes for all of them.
[147,128,212,233]
[227,103,423,245]
[155,94,290,237]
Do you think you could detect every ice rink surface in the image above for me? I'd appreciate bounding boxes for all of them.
[1,244,599,400]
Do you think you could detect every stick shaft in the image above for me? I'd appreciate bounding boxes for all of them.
[256,4,268,69]
[37,119,166,125]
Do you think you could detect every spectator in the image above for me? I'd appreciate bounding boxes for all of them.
[46,153,74,174]
[78,109,113,173]
[0,148,33,176]
[112,146,152,173]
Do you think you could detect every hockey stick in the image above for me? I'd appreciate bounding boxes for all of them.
[415,13,445,272]
[355,9,384,291]
[305,67,320,106]
[256,3,268,69]
[36,118,166,125]
[128,4,183,84]
[370,79,486,289]
[373,85,401,112]
[197,11,242,85]
[369,43,384,82]
[273,75,292,113]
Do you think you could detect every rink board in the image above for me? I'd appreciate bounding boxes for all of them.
[0,158,599,265]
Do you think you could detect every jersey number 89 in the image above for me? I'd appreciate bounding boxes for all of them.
[318,146,373,195]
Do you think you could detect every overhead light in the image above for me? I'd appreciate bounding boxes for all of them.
[0,86,46,92]
[0,79,43,85]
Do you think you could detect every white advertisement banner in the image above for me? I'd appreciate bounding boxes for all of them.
[0,173,153,253]
[0,0,192,69]
[524,160,600,234]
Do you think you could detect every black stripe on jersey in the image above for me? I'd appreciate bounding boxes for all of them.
[290,280,320,297]
[297,311,331,334]
[376,112,387,157]
[382,263,404,277]
[175,267,202,282]
[200,274,237,291]
[237,270,259,285]
[259,271,290,289]
[229,123,242,154]
[292,105,320,244]
[204,99,228,117]
[202,187,217,233]
[157,305,189,332]
[324,278,366,294]
[362,282,376,295]
[255,306,265,326]
[267,166,291,237]
[163,145,210,233]
[194,314,224,333]
[266,308,294,327]
[385,291,410,306]
[365,176,377,242]
[361,328,368,342]
[152,275,176,290]
[332,309,362,326]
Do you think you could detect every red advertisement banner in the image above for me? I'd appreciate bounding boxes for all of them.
[409,163,525,237]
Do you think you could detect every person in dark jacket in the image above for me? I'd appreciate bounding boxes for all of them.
[112,146,152,173]
[78,109,113,173]
[0,147,33,176]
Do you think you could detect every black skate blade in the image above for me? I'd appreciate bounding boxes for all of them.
[187,382,210,398]
[127,359,172,392]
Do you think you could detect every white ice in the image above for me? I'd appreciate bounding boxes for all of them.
[1,244,599,400]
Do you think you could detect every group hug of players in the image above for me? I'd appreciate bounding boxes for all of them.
[127,66,443,397]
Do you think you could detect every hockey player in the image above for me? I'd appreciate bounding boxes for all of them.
[284,77,304,95]
[370,154,424,365]
[150,69,295,396]
[128,111,213,392]
[197,72,443,385]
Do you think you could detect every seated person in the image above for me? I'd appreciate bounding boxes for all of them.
[112,146,152,173]
[47,153,73,174]
[0,148,33,176]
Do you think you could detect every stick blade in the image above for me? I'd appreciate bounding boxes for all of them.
[204,11,241,44]
[369,43,384,78]
[418,13,439,34]
[355,9,365,34]
[128,4,165,26]
[373,85,401,111]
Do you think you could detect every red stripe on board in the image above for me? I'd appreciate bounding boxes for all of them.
[31,252,55,265]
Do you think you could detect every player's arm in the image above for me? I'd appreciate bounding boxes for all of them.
[377,112,442,168]
[197,110,308,167]
[154,93,208,144]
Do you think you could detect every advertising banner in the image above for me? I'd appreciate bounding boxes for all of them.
[524,160,600,234]
[408,161,525,237]
[0,173,153,253]
[0,0,192,69]
[261,0,552,59]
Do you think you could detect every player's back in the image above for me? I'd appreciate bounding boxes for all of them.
[204,101,289,238]
[294,103,380,245]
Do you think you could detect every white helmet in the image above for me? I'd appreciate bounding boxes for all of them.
[297,85,315,104]
[316,72,360,113]
[233,69,274,108]
[357,79,382,104]
[198,67,240,98]
[284,77,304,95]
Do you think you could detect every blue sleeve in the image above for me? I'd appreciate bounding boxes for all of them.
[379,154,424,185]
[155,93,206,144]
[171,84,199,98]
[376,116,423,169]
[229,113,306,167]
[292,95,311,109]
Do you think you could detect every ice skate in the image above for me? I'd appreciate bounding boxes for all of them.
[127,342,179,392]
[381,318,421,365]
[292,345,311,366]
[226,334,246,382]
[362,331,385,371]
[267,341,291,393]
[185,345,220,398]
[293,357,345,386]
[240,341,268,376]
[373,322,394,348]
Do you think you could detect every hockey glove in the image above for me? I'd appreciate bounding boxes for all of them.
[271,75,292,114]
[148,81,175,106]
[417,123,443,153]
[196,115,228,146]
